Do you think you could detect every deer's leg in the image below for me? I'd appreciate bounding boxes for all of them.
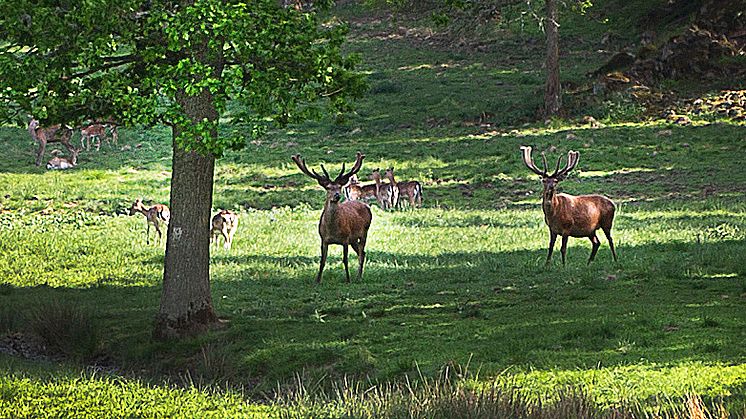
[316,242,328,283]
[222,227,230,250]
[152,219,162,245]
[35,138,46,166]
[342,244,351,283]
[546,232,558,265]
[356,238,366,280]
[61,135,75,156]
[560,235,569,266]
[146,222,151,245]
[603,228,618,262]
[588,234,600,265]
[81,135,87,151]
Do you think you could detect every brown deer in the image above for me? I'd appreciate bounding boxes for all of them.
[292,152,372,283]
[521,146,618,266]
[28,119,75,166]
[46,148,80,170]
[384,167,423,208]
[211,209,239,250]
[343,174,378,204]
[128,198,171,245]
[80,123,108,151]
[370,168,395,210]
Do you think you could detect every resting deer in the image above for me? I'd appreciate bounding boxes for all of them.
[343,174,378,204]
[384,167,423,208]
[46,148,80,170]
[521,146,618,266]
[370,168,395,210]
[28,119,75,166]
[80,123,108,151]
[128,198,171,245]
[211,209,239,250]
[292,152,372,283]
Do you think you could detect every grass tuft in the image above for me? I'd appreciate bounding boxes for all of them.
[28,300,101,361]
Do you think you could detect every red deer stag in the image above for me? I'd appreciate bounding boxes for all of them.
[211,209,239,250]
[28,119,75,166]
[128,198,171,245]
[384,167,423,208]
[292,152,372,283]
[521,146,618,266]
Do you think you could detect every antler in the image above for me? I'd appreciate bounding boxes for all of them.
[334,152,365,185]
[292,154,331,186]
[292,152,366,187]
[520,146,547,177]
[553,150,580,180]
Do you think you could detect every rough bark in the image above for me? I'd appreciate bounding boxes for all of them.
[543,0,561,117]
[153,35,224,340]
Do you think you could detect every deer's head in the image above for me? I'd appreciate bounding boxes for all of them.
[292,153,365,205]
[129,198,145,216]
[521,146,579,199]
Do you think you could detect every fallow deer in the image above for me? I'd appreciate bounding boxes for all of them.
[292,152,372,283]
[46,148,80,170]
[80,123,108,151]
[343,174,378,204]
[384,167,423,208]
[28,119,75,166]
[211,209,239,250]
[521,146,618,266]
[128,198,171,245]
[370,168,395,210]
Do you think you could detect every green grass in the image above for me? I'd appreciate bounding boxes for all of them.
[1,1,746,416]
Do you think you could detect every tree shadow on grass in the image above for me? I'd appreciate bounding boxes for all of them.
[1,239,745,403]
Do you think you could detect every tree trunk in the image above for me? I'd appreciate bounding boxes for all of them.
[543,0,561,118]
[153,35,224,340]
[153,132,219,340]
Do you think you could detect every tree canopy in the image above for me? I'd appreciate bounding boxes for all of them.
[0,0,365,154]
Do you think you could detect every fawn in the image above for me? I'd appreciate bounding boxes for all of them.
[384,167,422,208]
[128,199,171,245]
[211,209,239,250]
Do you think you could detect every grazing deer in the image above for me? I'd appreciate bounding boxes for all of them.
[384,167,423,208]
[28,119,75,166]
[292,152,372,283]
[521,146,618,266]
[370,168,395,210]
[343,174,378,204]
[46,148,80,170]
[211,209,239,250]
[128,198,171,245]
[80,123,108,151]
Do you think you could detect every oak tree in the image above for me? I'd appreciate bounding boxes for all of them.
[0,0,364,338]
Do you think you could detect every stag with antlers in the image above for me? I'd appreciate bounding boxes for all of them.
[292,152,372,283]
[521,146,618,266]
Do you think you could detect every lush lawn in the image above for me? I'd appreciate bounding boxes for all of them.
[1,1,746,416]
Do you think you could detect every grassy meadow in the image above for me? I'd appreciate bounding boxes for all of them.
[1,1,746,417]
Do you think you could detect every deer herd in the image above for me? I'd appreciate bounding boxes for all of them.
[28,118,118,169]
[25,118,619,278]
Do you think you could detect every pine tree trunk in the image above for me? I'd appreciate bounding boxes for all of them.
[544,0,561,117]
[153,34,224,340]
